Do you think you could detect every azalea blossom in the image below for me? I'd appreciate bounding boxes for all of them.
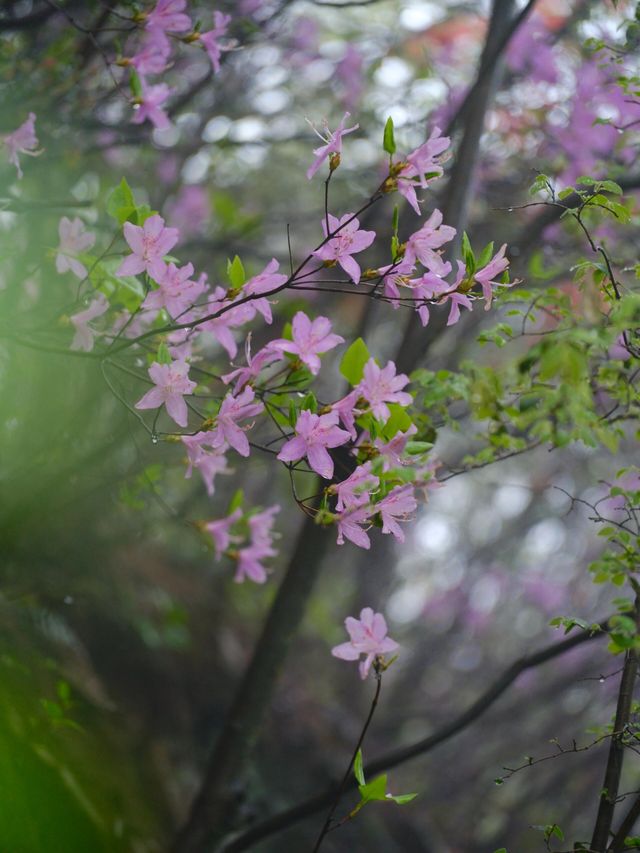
[235,505,280,583]
[332,607,399,679]
[270,311,344,374]
[306,112,359,180]
[474,243,511,309]
[413,262,472,326]
[56,217,95,280]
[373,425,418,471]
[277,410,351,480]
[145,0,191,33]
[236,257,288,324]
[397,127,450,215]
[331,389,361,439]
[210,387,264,457]
[5,112,39,178]
[132,82,173,131]
[200,11,232,73]
[331,462,379,511]
[142,261,206,318]
[129,29,172,76]
[358,358,412,422]
[312,213,376,284]
[222,335,283,391]
[336,505,372,549]
[135,360,197,428]
[182,432,232,495]
[376,484,417,543]
[117,214,179,281]
[70,293,109,352]
[206,508,242,559]
[375,259,416,307]
[404,209,456,275]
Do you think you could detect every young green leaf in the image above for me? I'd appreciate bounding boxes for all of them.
[353,748,365,786]
[340,337,370,385]
[227,255,246,289]
[383,117,396,156]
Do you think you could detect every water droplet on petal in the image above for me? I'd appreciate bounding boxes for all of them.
[599,676,605,684]
[151,432,159,445]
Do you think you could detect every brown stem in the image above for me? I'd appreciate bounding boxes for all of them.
[608,790,640,853]
[590,600,640,852]
[312,670,383,853]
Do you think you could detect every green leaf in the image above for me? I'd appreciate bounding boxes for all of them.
[381,403,413,438]
[358,774,388,804]
[383,117,396,156]
[228,489,244,514]
[461,231,475,272]
[391,204,399,235]
[106,177,136,225]
[156,342,172,365]
[227,255,246,289]
[301,392,317,412]
[340,337,370,385]
[129,68,142,99]
[476,241,495,270]
[386,792,418,805]
[353,749,365,786]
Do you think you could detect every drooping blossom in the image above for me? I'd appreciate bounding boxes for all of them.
[210,387,264,457]
[132,82,173,130]
[135,360,197,428]
[70,293,109,352]
[56,217,96,279]
[412,262,472,326]
[375,259,416,307]
[4,113,39,178]
[145,0,191,33]
[336,505,372,550]
[200,11,232,72]
[306,112,359,180]
[397,127,450,215]
[237,258,289,324]
[376,485,417,543]
[373,425,418,471]
[182,432,232,495]
[473,244,510,309]
[404,209,456,275]
[129,29,172,75]
[142,261,206,318]
[358,359,412,421]
[235,505,280,584]
[199,287,244,358]
[331,462,379,511]
[277,410,351,480]
[270,311,344,374]
[312,213,376,284]
[222,335,284,391]
[116,214,179,280]
[331,389,361,439]
[332,607,399,679]
[206,508,242,559]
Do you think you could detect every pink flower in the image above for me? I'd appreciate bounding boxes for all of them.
[132,82,173,130]
[129,29,172,75]
[5,113,39,178]
[331,389,361,439]
[358,359,412,421]
[222,335,284,391]
[200,11,232,73]
[210,387,264,457]
[142,261,206,318]
[135,360,197,428]
[270,311,344,374]
[404,209,456,275]
[375,259,416,307]
[235,505,280,584]
[397,127,450,215]
[373,425,418,471]
[238,258,289,324]
[56,217,95,280]
[376,485,417,543]
[413,262,472,326]
[332,462,379,511]
[306,112,359,180]
[206,508,242,560]
[474,244,510,309]
[277,410,351,480]
[336,505,372,549]
[116,214,179,281]
[182,432,232,495]
[145,0,191,33]
[332,607,399,679]
[312,213,376,284]
[70,293,109,352]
